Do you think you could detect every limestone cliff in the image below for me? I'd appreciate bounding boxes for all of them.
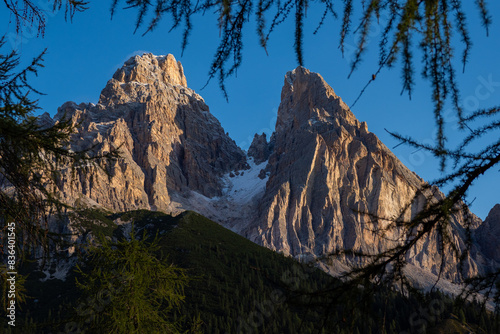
[248,133,272,164]
[242,67,487,282]
[476,204,500,260]
[55,53,246,213]
[50,55,500,287]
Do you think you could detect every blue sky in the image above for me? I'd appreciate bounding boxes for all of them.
[1,1,499,219]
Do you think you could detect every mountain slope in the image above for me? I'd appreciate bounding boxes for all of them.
[48,53,500,290]
[10,210,496,334]
[242,67,487,282]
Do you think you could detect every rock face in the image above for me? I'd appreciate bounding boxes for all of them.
[241,67,487,281]
[52,55,500,287]
[248,133,271,164]
[56,53,246,213]
[477,204,500,260]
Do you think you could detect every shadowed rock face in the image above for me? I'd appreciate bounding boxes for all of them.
[55,53,246,213]
[248,133,271,164]
[477,204,500,260]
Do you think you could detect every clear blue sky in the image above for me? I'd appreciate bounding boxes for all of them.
[1,1,499,219]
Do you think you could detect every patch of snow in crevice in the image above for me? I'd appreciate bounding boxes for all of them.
[39,256,76,282]
[177,156,269,233]
[285,70,296,88]
[120,81,150,86]
[222,157,269,205]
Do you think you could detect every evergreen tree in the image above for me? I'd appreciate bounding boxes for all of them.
[2,0,88,36]
[74,228,190,333]
[0,39,115,310]
[0,39,116,258]
[3,0,500,325]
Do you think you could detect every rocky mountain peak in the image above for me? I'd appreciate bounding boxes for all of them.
[277,66,356,136]
[248,133,271,164]
[54,52,246,213]
[240,67,491,286]
[99,53,188,106]
[477,204,500,259]
[115,53,186,87]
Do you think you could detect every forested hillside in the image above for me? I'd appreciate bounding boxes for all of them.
[5,211,498,333]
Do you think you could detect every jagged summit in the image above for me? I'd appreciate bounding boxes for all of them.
[98,53,189,107]
[250,67,424,254]
[240,66,492,287]
[53,52,246,212]
[51,56,499,293]
[278,67,356,132]
[114,53,187,86]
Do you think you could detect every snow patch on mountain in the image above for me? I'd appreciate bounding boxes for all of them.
[39,257,76,282]
[222,157,268,204]
[178,156,268,233]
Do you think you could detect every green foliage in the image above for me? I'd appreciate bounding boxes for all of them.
[110,211,500,334]
[0,264,27,310]
[0,39,118,260]
[2,0,89,36]
[5,210,499,333]
[74,227,189,334]
[70,208,116,238]
[0,39,71,258]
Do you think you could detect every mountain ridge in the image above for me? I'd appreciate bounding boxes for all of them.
[48,53,499,291]
[53,53,247,213]
[242,66,486,284]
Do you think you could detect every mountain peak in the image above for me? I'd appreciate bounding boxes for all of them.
[54,52,246,212]
[277,66,356,135]
[246,65,486,286]
[487,203,500,219]
[113,53,187,87]
[52,56,497,294]
[98,53,190,107]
